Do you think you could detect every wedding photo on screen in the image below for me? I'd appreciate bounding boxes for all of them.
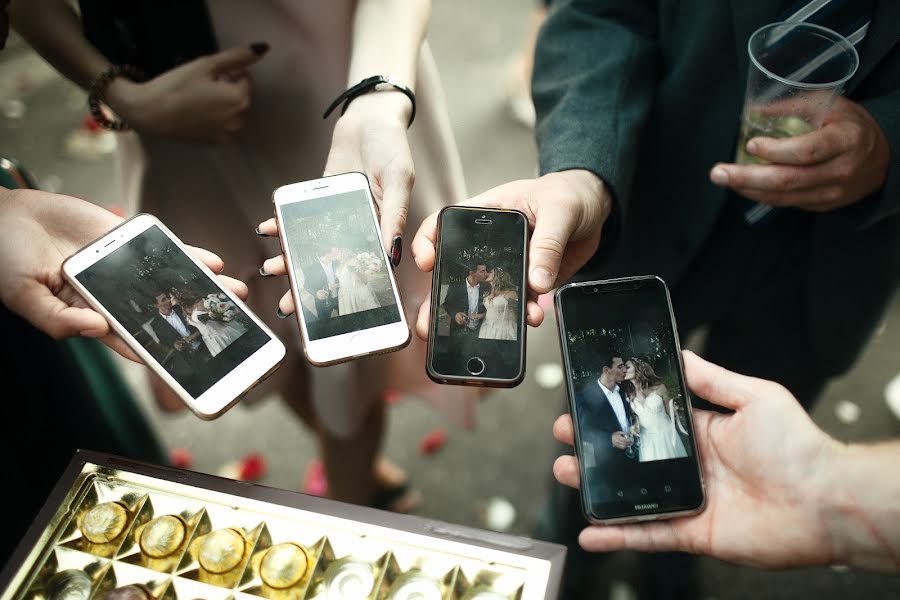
[281,191,401,341]
[76,226,269,397]
[564,290,693,503]
[436,241,523,346]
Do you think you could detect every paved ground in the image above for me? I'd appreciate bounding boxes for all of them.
[2,2,899,598]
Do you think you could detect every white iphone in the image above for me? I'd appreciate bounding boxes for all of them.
[273,172,411,366]
[62,214,286,420]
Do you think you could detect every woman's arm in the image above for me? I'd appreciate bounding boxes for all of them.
[324,0,430,251]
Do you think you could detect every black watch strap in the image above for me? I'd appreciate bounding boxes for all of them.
[323,75,416,127]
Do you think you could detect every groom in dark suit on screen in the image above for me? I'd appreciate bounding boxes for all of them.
[574,351,638,503]
[148,291,210,376]
[442,258,489,338]
[303,246,341,319]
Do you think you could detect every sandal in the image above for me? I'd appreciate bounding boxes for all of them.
[370,481,424,514]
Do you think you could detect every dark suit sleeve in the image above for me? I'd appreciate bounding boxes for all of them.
[532,0,659,213]
[857,87,900,226]
[443,284,460,319]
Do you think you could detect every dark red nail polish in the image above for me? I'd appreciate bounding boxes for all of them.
[250,42,270,55]
[391,236,402,267]
[255,227,269,237]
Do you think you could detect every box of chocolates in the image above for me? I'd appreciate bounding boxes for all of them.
[0,451,565,600]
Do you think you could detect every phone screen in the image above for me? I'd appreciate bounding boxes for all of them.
[557,277,703,521]
[280,190,401,341]
[429,208,527,383]
[75,225,271,397]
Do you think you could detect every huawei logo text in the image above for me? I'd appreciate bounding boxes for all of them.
[634,503,659,510]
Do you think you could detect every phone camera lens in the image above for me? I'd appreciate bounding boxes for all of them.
[593,287,598,293]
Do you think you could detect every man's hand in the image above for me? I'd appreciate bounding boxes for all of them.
[454,312,467,326]
[710,97,890,211]
[611,431,631,450]
[0,188,249,361]
[554,350,842,569]
[412,169,611,340]
[106,45,267,144]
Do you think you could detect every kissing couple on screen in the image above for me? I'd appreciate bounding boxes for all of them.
[443,257,518,341]
[578,354,687,465]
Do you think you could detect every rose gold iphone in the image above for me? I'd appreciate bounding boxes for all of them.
[63,214,286,420]
[273,172,410,366]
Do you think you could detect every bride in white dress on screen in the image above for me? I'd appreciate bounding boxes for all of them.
[478,268,518,341]
[336,249,381,316]
[180,292,249,357]
[625,358,687,462]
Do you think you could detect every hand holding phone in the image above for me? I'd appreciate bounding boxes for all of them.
[426,206,528,387]
[63,214,285,419]
[555,276,705,523]
[271,173,410,366]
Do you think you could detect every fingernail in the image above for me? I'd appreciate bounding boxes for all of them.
[390,236,402,267]
[711,167,729,185]
[746,139,759,154]
[276,308,288,319]
[530,266,555,291]
[259,266,272,277]
[255,227,269,237]
[250,42,270,55]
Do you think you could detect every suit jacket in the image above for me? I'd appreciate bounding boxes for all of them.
[304,259,340,318]
[575,382,639,501]
[443,279,487,334]
[533,1,900,375]
[149,306,199,351]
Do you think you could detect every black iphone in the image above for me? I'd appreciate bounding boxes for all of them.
[426,206,528,387]
[555,276,705,524]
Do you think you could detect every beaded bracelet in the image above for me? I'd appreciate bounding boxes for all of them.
[87,65,144,131]
[322,75,416,127]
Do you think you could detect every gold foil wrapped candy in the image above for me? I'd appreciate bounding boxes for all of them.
[388,571,443,600]
[79,501,128,544]
[102,584,153,600]
[47,570,93,600]
[139,515,187,558]
[323,561,376,600]
[197,528,246,574]
[259,543,309,589]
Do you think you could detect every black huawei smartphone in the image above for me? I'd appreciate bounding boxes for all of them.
[79,0,218,78]
[426,206,528,387]
[555,276,705,524]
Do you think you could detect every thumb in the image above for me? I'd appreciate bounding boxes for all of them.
[682,350,754,411]
[204,43,269,76]
[528,203,576,294]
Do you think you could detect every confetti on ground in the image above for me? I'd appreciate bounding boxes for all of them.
[216,452,268,482]
[169,448,192,470]
[482,496,516,532]
[2,98,26,119]
[382,388,404,405]
[302,458,328,497]
[886,373,900,422]
[419,428,448,455]
[834,400,860,425]
[534,362,564,389]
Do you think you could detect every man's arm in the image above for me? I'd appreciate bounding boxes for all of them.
[533,0,659,211]
[856,88,900,225]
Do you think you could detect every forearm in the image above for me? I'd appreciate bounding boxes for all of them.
[821,440,900,573]
[342,0,429,123]
[9,0,109,89]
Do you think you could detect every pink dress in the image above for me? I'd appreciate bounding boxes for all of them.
[116,0,477,434]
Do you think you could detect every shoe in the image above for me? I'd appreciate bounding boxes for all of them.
[370,481,424,514]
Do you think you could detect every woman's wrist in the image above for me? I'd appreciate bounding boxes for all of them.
[339,90,413,127]
[104,77,150,129]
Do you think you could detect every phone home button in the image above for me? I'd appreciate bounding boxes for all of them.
[466,357,485,376]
